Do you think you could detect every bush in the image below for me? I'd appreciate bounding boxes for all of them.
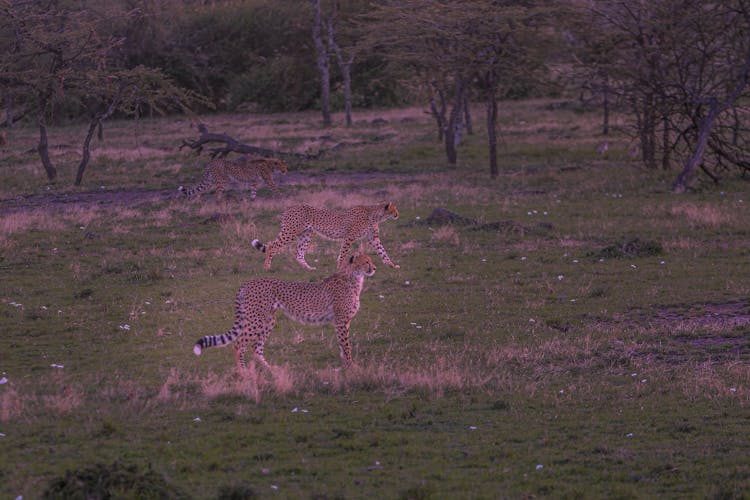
[42,461,188,499]
[592,238,664,259]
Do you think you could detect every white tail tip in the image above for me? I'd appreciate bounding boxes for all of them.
[193,344,202,356]
[178,186,184,192]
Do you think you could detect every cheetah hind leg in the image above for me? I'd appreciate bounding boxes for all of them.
[295,229,316,270]
[233,343,272,379]
[246,313,276,374]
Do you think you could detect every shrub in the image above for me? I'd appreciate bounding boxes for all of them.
[42,461,188,499]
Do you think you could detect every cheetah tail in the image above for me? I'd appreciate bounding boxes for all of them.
[193,328,238,356]
[251,239,267,254]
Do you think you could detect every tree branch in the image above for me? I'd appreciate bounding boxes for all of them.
[180,123,317,160]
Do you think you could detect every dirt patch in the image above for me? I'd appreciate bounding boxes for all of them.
[617,300,750,365]
[0,171,428,215]
[649,301,750,330]
[0,188,177,214]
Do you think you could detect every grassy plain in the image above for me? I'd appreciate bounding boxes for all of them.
[0,101,749,498]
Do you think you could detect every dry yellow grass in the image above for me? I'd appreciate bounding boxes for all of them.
[0,386,24,422]
[430,226,460,246]
[669,202,736,227]
[42,386,83,415]
[0,210,65,247]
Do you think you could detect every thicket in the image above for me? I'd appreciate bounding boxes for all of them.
[100,0,407,113]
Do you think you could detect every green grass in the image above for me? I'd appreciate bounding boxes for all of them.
[1,101,749,498]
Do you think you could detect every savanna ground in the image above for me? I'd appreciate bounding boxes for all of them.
[1,100,749,498]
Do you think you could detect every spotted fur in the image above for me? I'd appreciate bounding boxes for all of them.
[252,202,400,271]
[178,156,287,200]
[193,253,376,371]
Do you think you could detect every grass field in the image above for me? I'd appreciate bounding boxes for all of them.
[1,100,749,498]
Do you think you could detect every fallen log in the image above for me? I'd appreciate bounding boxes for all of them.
[180,122,314,160]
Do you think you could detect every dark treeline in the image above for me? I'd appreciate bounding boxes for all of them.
[4,0,750,191]
[91,0,407,114]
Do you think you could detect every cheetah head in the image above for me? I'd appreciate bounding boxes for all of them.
[382,202,399,220]
[275,160,288,175]
[348,253,376,276]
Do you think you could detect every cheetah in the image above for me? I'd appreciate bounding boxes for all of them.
[252,202,400,271]
[193,253,376,371]
[178,155,287,200]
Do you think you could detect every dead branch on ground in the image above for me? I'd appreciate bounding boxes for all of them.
[180,122,316,160]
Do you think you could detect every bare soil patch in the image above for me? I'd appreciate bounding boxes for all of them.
[0,171,428,215]
[645,300,750,330]
[616,301,750,365]
[612,300,750,331]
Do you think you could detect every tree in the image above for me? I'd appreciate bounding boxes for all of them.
[0,1,204,185]
[364,0,551,175]
[74,66,202,186]
[311,0,332,127]
[563,5,623,136]
[582,0,750,191]
[326,2,357,127]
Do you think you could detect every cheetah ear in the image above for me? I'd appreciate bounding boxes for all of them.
[384,202,391,211]
[349,255,355,264]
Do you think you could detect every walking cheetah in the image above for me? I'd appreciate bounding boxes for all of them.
[252,202,400,271]
[193,253,376,371]
[178,155,288,200]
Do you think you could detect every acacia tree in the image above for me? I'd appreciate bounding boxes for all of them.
[364,1,473,164]
[73,66,201,185]
[584,0,750,191]
[0,1,202,184]
[564,6,624,137]
[364,0,550,175]
[457,2,550,177]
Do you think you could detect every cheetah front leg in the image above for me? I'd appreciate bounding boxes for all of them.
[295,229,317,270]
[368,229,400,269]
[260,170,283,197]
[249,180,258,200]
[334,320,353,368]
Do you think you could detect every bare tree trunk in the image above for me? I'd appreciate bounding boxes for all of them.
[444,79,463,164]
[453,106,463,150]
[75,119,98,186]
[326,14,354,127]
[311,0,331,127]
[4,92,13,128]
[463,92,473,135]
[444,112,458,164]
[661,114,670,170]
[487,84,498,178]
[341,59,353,127]
[637,93,657,169]
[429,86,446,142]
[672,100,720,192]
[37,100,57,181]
[602,73,610,135]
[75,94,120,186]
